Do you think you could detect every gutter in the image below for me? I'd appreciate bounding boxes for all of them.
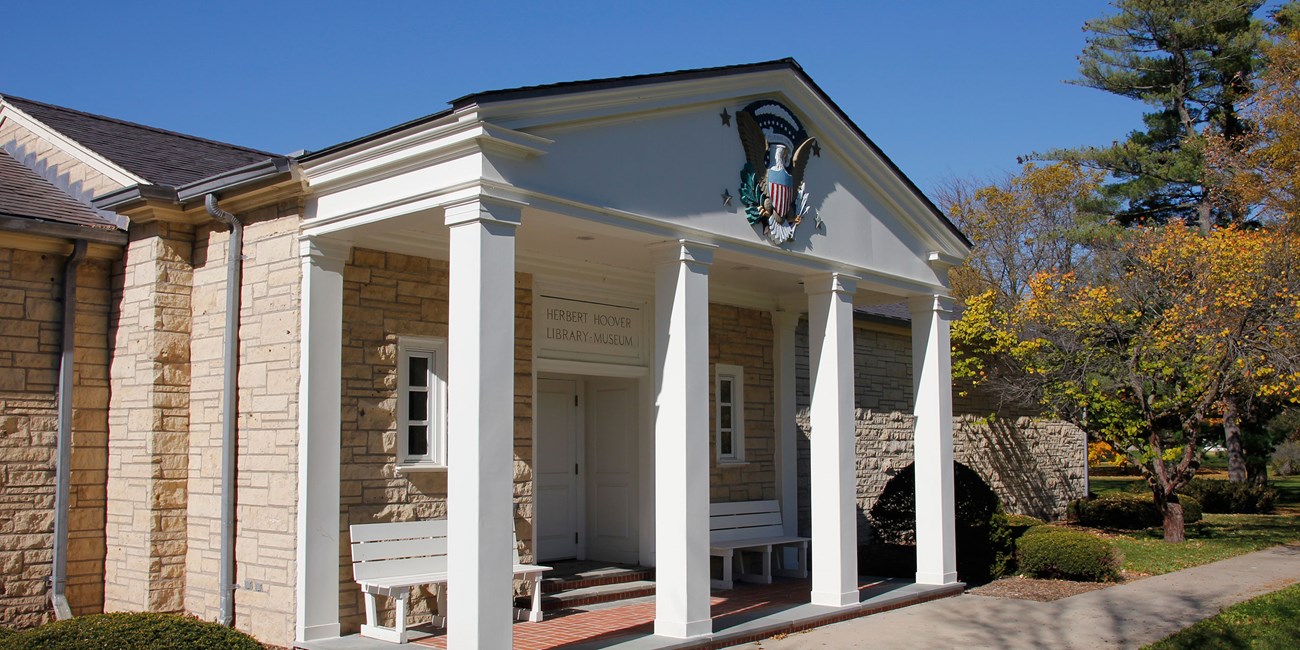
[50,239,88,620]
[205,194,243,627]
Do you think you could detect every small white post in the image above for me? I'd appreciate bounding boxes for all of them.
[805,273,859,608]
[910,295,958,585]
[652,240,714,639]
[296,237,349,642]
[445,198,521,650]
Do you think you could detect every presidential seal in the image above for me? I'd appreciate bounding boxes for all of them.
[735,100,817,245]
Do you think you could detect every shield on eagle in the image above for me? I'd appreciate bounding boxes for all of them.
[766,144,794,220]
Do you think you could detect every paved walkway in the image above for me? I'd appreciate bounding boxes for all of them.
[752,543,1300,649]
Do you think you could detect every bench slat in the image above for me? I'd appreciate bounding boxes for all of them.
[710,511,782,530]
[711,525,785,544]
[710,500,780,517]
[350,519,448,543]
[351,537,448,563]
[711,535,808,550]
[353,556,449,582]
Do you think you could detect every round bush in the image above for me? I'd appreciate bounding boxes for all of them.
[0,613,262,650]
[1180,479,1277,514]
[868,462,1005,582]
[1067,492,1202,529]
[1016,529,1121,582]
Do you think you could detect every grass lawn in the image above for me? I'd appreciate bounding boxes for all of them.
[1143,581,1300,649]
[1083,469,1300,576]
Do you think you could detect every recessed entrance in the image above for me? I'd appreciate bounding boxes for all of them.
[536,376,639,564]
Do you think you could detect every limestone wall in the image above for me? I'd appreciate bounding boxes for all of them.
[184,203,302,644]
[104,221,193,614]
[336,248,534,635]
[708,305,776,502]
[0,247,112,628]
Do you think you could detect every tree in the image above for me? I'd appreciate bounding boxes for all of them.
[999,225,1300,541]
[1038,0,1265,233]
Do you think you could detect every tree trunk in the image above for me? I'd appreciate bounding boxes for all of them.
[1223,398,1247,483]
[1161,499,1186,543]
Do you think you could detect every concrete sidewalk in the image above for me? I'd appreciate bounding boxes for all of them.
[752,543,1300,649]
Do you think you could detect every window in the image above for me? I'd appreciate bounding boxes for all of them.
[398,337,447,467]
[715,364,744,463]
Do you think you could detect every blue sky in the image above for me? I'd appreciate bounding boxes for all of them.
[5,1,1151,195]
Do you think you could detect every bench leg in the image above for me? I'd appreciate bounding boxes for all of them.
[773,542,809,579]
[359,589,409,644]
[530,572,545,622]
[432,583,447,628]
[736,546,773,585]
[712,550,734,590]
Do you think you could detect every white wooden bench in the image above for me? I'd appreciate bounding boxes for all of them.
[349,519,549,644]
[709,500,809,590]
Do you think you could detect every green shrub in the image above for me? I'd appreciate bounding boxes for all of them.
[987,513,1048,577]
[1271,440,1300,477]
[1019,524,1065,538]
[1179,479,1277,514]
[0,612,262,650]
[1067,492,1202,529]
[1016,529,1121,582]
[0,629,13,640]
[868,462,1005,582]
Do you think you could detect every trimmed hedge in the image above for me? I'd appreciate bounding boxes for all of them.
[1067,492,1202,529]
[1179,479,1277,514]
[1016,528,1121,582]
[0,613,262,650]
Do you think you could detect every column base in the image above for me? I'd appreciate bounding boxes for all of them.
[298,622,341,642]
[915,571,959,585]
[654,618,712,639]
[810,590,859,608]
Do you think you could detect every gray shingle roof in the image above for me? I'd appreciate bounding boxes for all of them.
[0,148,117,230]
[2,94,277,188]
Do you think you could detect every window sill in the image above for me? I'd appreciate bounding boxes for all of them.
[716,460,749,468]
[395,463,448,474]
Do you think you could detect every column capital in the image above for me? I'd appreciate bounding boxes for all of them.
[802,272,858,296]
[443,196,523,228]
[908,294,957,317]
[650,239,716,267]
[299,237,351,264]
[770,309,802,332]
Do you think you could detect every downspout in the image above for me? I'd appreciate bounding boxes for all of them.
[205,194,242,627]
[50,238,87,620]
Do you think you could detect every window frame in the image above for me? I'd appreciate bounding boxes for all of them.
[397,336,448,469]
[714,363,745,464]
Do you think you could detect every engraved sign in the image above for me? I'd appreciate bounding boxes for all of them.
[537,294,644,363]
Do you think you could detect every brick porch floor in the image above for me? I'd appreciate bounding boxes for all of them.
[406,577,961,650]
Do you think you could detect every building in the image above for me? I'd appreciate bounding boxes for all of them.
[0,60,1083,648]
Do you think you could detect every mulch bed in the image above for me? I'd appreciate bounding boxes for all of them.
[967,571,1145,602]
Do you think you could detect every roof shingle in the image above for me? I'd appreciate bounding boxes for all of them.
[0,148,117,230]
[2,94,277,188]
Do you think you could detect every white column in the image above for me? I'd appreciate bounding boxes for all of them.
[652,240,714,639]
[805,273,859,607]
[445,198,520,650]
[296,237,349,642]
[771,310,801,538]
[910,295,958,585]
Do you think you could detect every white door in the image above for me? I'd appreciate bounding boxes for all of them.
[585,379,639,564]
[536,379,581,561]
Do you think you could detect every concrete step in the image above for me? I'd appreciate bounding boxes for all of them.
[539,565,654,594]
[528,580,657,611]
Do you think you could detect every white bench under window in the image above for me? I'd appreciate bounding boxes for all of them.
[709,500,809,590]
[349,519,549,644]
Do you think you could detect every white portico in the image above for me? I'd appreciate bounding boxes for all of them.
[292,60,968,648]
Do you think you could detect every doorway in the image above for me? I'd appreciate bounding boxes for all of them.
[535,376,639,564]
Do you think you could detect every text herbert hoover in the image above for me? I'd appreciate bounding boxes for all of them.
[544,307,636,347]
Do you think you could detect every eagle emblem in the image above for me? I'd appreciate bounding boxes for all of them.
[735,100,818,245]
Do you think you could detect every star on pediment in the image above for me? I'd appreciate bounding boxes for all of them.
[811,141,821,157]
[721,189,733,206]
[720,108,731,127]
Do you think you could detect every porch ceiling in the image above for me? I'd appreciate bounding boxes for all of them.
[328,205,905,310]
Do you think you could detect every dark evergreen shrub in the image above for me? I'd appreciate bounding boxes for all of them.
[0,613,262,650]
[1180,479,1277,514]
[867,462,1005,582]
[1067,493,1202,529]
[1016,528,1120,582]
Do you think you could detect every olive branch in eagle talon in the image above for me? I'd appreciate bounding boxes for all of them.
[736,109,817,229]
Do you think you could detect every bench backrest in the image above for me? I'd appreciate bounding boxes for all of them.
[349,519,524,582]
[709,500,784,543]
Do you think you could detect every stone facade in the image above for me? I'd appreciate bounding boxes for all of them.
[336,248,534,635]
[104,221,194,614]
[184,203,303,645]
[794,315,1087,541]
[708,305,776,502]
[0,247,113,628]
